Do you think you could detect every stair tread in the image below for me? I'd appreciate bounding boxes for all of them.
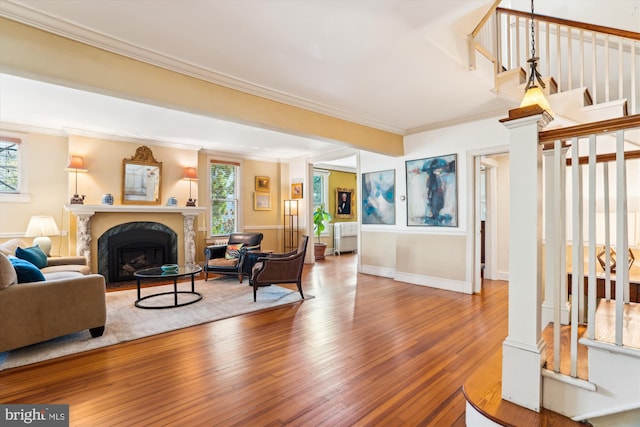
[463,345,585,426]
[542,323,589,380]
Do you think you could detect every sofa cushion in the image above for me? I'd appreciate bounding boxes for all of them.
[16,245,48,269]
[0,238,28,257]
[0,252,18,289]
[43,271,85,281]
[225,243,244,260]
[41,264,91,275]
[8,257,46,283]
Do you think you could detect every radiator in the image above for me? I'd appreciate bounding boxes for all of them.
[334,222,357,255]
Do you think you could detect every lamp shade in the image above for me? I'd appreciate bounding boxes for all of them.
[25,215,60,237]
[25,216,60,256]
[183,167,198,181]
[284,200,298,216]
[520,86,554,117]
[65,155,88,172]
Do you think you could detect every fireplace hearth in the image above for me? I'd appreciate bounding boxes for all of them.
[98,222,177,283]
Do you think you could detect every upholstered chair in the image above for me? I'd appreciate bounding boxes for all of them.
[249,235,308,302]
[203,232,263,282]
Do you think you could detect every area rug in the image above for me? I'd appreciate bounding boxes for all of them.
[0,279,311,371]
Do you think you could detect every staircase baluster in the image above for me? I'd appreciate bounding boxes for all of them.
[592,32,598,105]
[605,35,610,102]
[570,136,582,378]
[568,27,573,90]
[557,23,562,92]
[587,134,597,340]
[579,30,585,88]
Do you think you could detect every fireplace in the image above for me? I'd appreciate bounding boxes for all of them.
[98,222,177,283]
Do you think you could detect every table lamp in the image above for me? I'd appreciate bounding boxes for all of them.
[184,167,198,207]
[65,155,88,204]
[25,215,60,256]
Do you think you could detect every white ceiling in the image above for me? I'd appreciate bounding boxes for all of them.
[0,0,638,164]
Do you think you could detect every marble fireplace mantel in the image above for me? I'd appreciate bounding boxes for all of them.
[64,204,205,267]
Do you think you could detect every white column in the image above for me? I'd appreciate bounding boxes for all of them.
[500,109,549,412]
[76,213,94,265]
[182,213,198,266]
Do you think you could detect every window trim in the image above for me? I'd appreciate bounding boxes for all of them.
[0,131,30,203]
[208,156,242,237]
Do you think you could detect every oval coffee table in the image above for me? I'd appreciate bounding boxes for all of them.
[134,265,203,309]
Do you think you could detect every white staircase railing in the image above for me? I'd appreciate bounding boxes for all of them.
[539,115,640,383]
[471,7,640,115]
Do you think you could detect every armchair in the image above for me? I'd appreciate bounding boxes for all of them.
[204,232,263,282]
[250,235,308,302]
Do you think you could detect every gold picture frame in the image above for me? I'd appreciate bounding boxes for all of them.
[255,176,270,192]
[254,192,271,210]
[122,146,162,205]
[291,183,303,199]
[336,187,354,219]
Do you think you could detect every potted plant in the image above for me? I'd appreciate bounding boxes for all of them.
[313,205,331,260]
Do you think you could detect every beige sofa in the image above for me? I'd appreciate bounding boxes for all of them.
[0,239,107,353]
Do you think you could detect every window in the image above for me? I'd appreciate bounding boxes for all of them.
[0,132,29,202]
[0,135,20,193]
[209,159,239,236]
[313,169,330,234]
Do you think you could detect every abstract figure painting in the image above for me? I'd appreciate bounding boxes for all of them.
[362,170,395,225]
[406,154,457,227]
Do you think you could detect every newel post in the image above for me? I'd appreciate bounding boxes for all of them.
[499,106,552,412]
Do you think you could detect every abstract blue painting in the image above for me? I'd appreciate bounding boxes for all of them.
[362,169,395,225]
[406,154,457,227]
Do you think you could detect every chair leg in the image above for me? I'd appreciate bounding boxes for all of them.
[205,270,209,281]
[253,283,258,302]
[297,281,304,299]
[238,274,243,283]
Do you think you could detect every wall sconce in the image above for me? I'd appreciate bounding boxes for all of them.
[183,167,198,207]
[65,155,88,205]
[25,215,60,256]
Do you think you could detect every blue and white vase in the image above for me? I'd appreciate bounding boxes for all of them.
[102,193,114,205]
[167,196,178,206]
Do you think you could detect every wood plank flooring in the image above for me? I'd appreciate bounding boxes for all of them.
[1,255,511,426]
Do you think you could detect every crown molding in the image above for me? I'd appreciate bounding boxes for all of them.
[0,1,406,135]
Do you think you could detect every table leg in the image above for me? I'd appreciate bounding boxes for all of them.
[137,278,141,301]
[174,278,178,306]
[191,273,195,292]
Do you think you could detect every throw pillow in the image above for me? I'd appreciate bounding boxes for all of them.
[0,252,18,289]
[225,243,244,260]
[8,256,46,283]
[16,245,48,269]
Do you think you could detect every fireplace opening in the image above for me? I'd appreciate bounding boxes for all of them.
[98,222,177,283]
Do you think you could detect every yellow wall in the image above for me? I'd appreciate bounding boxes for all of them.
[0,129,286,265]
[0,132,71,255]
[329,170,357,223]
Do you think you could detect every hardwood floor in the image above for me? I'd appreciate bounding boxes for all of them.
[1,255,510,426]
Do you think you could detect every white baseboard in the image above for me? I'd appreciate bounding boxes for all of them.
[496,270,509,281]
[394,272,473,294]
[360,264,395,279]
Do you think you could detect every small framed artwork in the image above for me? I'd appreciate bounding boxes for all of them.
[254,192,271,211]
[362,169,395,225]
[406,153,457,227]
[255,176,270,192]
[336,187,354,219]
[291,183,303,199]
